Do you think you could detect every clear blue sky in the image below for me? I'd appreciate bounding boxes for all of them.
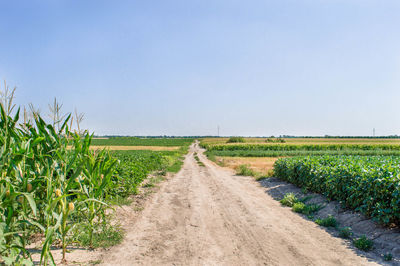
[1,0,399,136]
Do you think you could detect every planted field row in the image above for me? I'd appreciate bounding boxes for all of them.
[204,143,400,151]
[207,149,400,157]
[200,137,400,146]
[92,137,194,147]
[111,150,174,197]
[273,156,400,225]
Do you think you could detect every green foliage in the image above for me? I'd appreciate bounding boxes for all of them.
[207,149,400,157]
[280,193,299,207]
[74,222,123,249]
[194,153,202,165]
[236,164,257,176]
[292,202,306,213]
[338,227,352,239]
[353,235,374,251]
[167,159,184,173]
[292,202,321,215]
[315,215,337,228]
[0,101,184,265]
[266,138,286,143]
[92,137,193,147]
[163,150,186,173]
[111,150,167,196]
[383,252,393,261]
[273,156,400,225]
[204,143,400,157]
[207,153,217,162]
[226,137,245,143]
[208,143,400,152]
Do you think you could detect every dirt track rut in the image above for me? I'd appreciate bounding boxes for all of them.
[100,143,376,265]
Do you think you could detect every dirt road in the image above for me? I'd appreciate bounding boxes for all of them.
[100,142,376,265]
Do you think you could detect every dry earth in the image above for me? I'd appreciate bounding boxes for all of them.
[259,177,400,265]
[215,156,278,175]
[95,142,381,266]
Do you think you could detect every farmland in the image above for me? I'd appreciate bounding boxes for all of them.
[201,137,400,145]
[0,93,397,265]
[92,137,194,147]
[274,155,400,225]
[0,101,189,265]
[213,157,277,176]
[202,137,400,226]
[197,137,400,263]
[202,137,400,158]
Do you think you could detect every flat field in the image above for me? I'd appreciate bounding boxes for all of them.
[92,137,194,147]
[201,137,400,145]
[90,145,180,151]
[202,137,400,157]
[202,137,400,186]
[215,156,278,175]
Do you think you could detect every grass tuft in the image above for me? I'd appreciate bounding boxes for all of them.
[280,193,299,207]
[338,227,352,239]
[292,202,322,215]
[383,252,393,261]
[315,215,337,228]
[236,164,257,176]
[74,223,123,249]
[353,235,373,251]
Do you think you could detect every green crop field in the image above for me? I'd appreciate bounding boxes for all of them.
[202,143,400,157]
[0,102,188,264]
[202,138,400,228]
[274,156,400,225]
[206,149,400,157]
[111,150,184,196]
[92,137,194,147]
[200,137,400,146]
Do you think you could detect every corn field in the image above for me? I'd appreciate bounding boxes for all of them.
[0,94,176,265]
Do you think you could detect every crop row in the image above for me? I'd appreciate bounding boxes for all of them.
[273,156,400,225]
[0,104,184,265]
[206,149,400,157]
[92,137,194,147]
[204,143,400,151]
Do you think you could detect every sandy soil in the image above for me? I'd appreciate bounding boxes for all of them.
[259,177,400,265]
[96,142,378,266]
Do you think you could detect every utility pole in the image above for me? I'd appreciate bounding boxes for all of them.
[373,128,375,137]
[217,125,220,137]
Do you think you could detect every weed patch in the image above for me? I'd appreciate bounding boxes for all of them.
[315,215,337,228]
[280,193,299,207]
[74,223,123,249]
[353,235,374,251]
[338,227,352,238]
[292,202,321,215]
[383,252,393,261]
[236,164,257,176]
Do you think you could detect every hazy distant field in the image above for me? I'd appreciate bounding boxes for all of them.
[92,137,194,147]
[201,137,400,158]
[201,137,400,145]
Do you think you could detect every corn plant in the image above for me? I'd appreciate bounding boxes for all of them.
[0,84,178,265]
[78,148,117,248]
